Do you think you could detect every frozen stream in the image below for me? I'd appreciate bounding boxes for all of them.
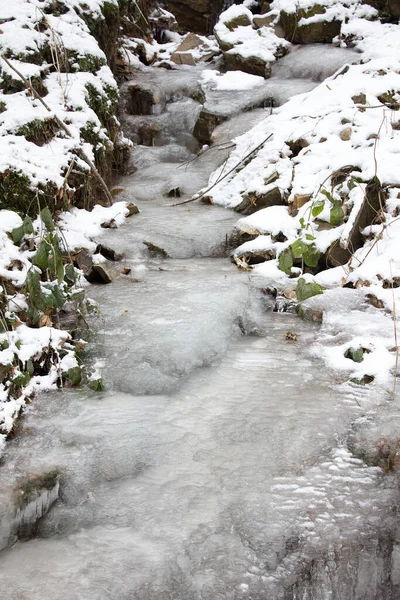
[1,47,400,598]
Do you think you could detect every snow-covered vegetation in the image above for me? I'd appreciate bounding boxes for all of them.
[204,1,400,389]
[0,0,146,451]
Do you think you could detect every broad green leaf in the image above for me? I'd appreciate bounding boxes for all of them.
[11,225,25,244]
[291,239,307,259]
[345,347,364,363]
[40,207,55,231]
[89,378,105,392]
[299,217,306,229]
[321,189,333,202]
[12,371,30,388]
[278,249,293,275]
[33,239,51,271]
[51,285,66,309]
[296,277,323,302]
[305,233,315,241]
[330,203,344,226]
[303,247,320,268]
[311,198,325,217]
[23,216,34,235]
[65,366,82,386]
[65,263,77,287]
[26,269,47,311]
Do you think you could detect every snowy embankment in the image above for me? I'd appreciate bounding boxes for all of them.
[0,0,143,451]
[205,2,400,389]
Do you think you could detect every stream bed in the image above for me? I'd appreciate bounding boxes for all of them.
[0,46,400,599]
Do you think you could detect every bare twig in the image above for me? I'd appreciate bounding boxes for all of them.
[1,54,114,206]
[169,133,273,207]
[390,260,399,395]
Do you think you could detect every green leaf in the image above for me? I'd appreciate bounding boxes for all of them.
[311,198,325,217]
[303,246,320,268]
[27,359,34,376]
[65,366,82,387]
[278,249,293,275]
[51,285,66,309]
[330,203,345,226]
[12,371,30,388]
[23,216,34,236]
[296,277,324,302]
[321,189,333,202]
[40,207,55,231]
[65,263,77,287]
[89,378,105,392]
[33,239,51,271]
[291,239,307,259]
[26,269,46,311]
[345,347,364,363]
[305,233,315,241]
[299,217,306,229]
[11,225,25,244]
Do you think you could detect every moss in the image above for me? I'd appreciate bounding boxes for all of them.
[0,169,59,215]
[69,51,107,74]
[225,13,252,31]
[15,118,60,146]
[85,82,118,132]
[0,73,25,95]
[14,468,60,509]
[279,5,341,44]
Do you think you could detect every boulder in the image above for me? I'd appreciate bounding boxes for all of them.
[235,187,285,215]
[126,84,161,115]
[193,109,226,144]
[164,0,225,34]
[279,6,341,44]
[171,51,196,66]
[363,0,400,20]
[224,52,272,78]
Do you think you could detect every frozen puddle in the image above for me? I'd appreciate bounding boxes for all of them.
[0,45,399,599]
[0,317,396,599]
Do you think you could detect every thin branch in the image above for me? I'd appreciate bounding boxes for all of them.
[169,133,273,207]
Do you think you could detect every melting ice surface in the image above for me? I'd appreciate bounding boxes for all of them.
[0,45,399,599]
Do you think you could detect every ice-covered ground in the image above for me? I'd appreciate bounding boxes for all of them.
[1,42,400,596]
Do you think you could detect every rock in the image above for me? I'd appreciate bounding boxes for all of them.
[363,0,400,20]
[193,109,226,144]
[232,248,275,265]
[290,193,312,213]
[176,32,203,52]
[224,52,272,78]
[143,241,169,257]
[331,165,361,187]
[164,0,225,34]
[148,7,178,40]
[341,176,383,255]
[279,7,341,44]
[225,12,252,30]
[287,138,310,156]
[58,301,88,338]
[352,92,367,105]
[95,244,122,261]
[253,14,275,29]
[340,127,352,141]
[86,265,112,284]
[126,84,161,115]
[126,201,139,216]
[171,51,196,66]
[235,187,285,215]
[74,248,93,276]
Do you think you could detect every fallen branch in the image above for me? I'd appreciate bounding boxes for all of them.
[1,54,114,206]
[168,133,273,207]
